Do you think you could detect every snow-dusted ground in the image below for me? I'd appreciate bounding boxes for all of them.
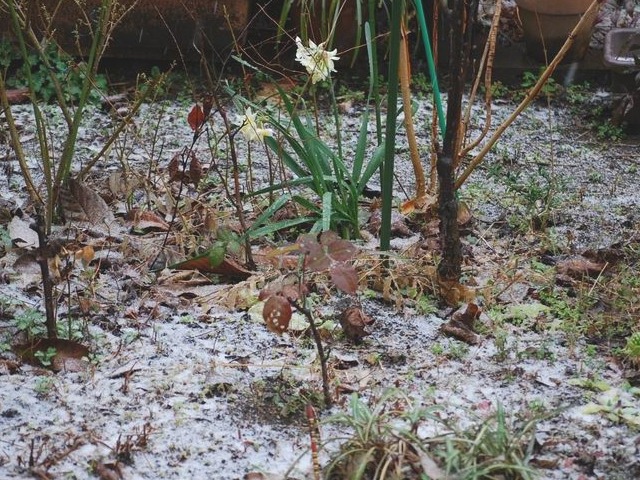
[1,15,640,478]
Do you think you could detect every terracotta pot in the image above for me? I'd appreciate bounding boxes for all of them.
[515,0,600,62]
[2,0,252,60]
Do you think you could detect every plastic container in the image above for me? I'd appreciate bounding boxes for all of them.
[603,28,640,92]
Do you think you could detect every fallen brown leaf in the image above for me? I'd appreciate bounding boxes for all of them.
[189,154,203,187]
[440,321,480,345]
[451,302,481,328]
[93,460,124,480]
[125,208,170,232]
[556,255,606,278]
[14,338,90,372]
[8,216,39,249]
[438,279,476,306]
[60,178,115,228]
[440,302,482,345]
[339,306,374,343]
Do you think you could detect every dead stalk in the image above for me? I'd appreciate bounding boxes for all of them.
[399,18,425,199]
[214,99,256,269]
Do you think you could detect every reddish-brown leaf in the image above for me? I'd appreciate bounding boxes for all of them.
[93,460,124,480]
[125,208,170,232]
[168,154,181,182]
[259,276,304,302]
[339,306,374,343]
[258,288,272,301]
[187,104,205,131]
[280,283,302,302]
[330,263,358,295]
[297,233,319,254]
[440,322,480,345]
[440,302,482,345]
[296,234,329,271]
[170,254,253,280]
[263,295,292,334]
[450,302,481,328]
[305,242,331,272]
[327,238,357,262]
[319,230,340,246]
[14,338,90,372]
[189,154,203,187]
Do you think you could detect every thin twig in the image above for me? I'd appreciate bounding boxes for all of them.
[459,0,502,160]
[35,212,57,338]
[455,0,603,190]
[290,298,333,407]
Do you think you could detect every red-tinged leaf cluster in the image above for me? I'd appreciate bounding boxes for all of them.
[329,263,358,295]
[296,231,359,295]
[259,232,360,334]
[258,278,305,304]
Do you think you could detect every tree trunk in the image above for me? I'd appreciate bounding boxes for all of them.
[437,154,461,281]
[437,0,479,282]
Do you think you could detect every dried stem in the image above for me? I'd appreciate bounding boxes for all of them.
[213,98,256,270]
[399,18,425,199]
[459,0,502,160]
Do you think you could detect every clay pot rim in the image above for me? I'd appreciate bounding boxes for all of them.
[514,0,594,16]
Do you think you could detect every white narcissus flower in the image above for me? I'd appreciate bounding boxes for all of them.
[239,107,273,143]
[295,36,340,84]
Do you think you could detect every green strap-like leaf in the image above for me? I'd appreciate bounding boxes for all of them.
[247,194,291,233]
[322,192,332,232]
[351,108,371,183]
[247,217,313,239]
